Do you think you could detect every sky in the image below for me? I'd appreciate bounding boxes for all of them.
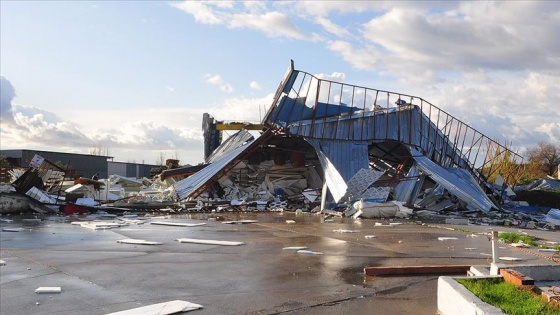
[1,1,559,166]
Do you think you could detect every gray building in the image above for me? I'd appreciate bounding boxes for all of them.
[108,161,161,179]
[1,149,162,179]
[0,149,111,179]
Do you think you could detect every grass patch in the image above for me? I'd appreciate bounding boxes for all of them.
[499,232,538,246]
[457,278,559,315]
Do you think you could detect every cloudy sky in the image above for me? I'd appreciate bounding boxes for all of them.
[1,1,559,165]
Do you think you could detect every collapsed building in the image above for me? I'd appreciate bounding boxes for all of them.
[173,61,524,215]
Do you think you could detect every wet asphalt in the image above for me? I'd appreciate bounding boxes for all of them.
[1,211,559,315]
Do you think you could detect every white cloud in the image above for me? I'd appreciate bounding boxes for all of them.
[314,17,350,38]
[0,101,206,165]
[316,71,346,81]
[204,74,234,93]
[228,11,306,39]
[209,94,274,122]
[173,1,308,40]
[166,85,175,92]
[249,81,261,90]
[171,1,223,25]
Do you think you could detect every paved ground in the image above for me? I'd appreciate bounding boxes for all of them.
[1,211,559,315]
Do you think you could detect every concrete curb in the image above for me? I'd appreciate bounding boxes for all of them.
[437,276,504,315]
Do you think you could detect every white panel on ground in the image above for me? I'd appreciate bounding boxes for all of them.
[150,221,207,227]
[117,239,163,245]
[35,287,62,293]
[175,238,244,246]
[105,300,203,315]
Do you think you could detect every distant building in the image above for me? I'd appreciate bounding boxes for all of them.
[108,161,161,179]
[0,149,160,179]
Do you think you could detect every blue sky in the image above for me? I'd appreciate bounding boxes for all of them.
[1,1,559,165]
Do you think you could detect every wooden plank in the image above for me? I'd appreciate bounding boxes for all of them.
[105,300,203,315]
[364,265,471,276]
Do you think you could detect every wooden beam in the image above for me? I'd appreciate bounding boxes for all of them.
[364,265,472,276]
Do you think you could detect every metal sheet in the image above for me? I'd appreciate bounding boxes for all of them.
[205,130,254,164]
[410,147,495,212]
[174,131,260,201]
[314,150,347,203]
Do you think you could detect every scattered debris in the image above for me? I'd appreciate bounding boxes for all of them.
[333,229,359,233]
[116,239,163,245]
[0,259,5,266]
[104,300,203,315]
[35,287,62,294]
[1,228,23,232]
[374,223,394,227]
[175,238,244,246]
[499,257,524,261]
[150,221,207,227]
[364,235,376,239]
[286,220,296,224]
[71,221,125,230]
[283,246,308,250]
[438,237,459,241]
[222,220,259,224]
[297,250,323,255]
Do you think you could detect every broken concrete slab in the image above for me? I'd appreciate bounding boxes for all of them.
[117,239,163,245]
[35,287,62,294]
[104,300,203,315]
[150,221,207,227]
[175,238,244,246]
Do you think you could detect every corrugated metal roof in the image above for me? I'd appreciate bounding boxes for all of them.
[174,131,260,201]
[410,147,495,212]
[206,130,254,164]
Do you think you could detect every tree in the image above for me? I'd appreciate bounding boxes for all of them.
[525,141,560,177]
[0,155,11,168]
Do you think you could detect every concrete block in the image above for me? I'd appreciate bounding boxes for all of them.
[438,276,504,315]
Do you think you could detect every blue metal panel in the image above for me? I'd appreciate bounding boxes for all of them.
[306,139,369,182]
